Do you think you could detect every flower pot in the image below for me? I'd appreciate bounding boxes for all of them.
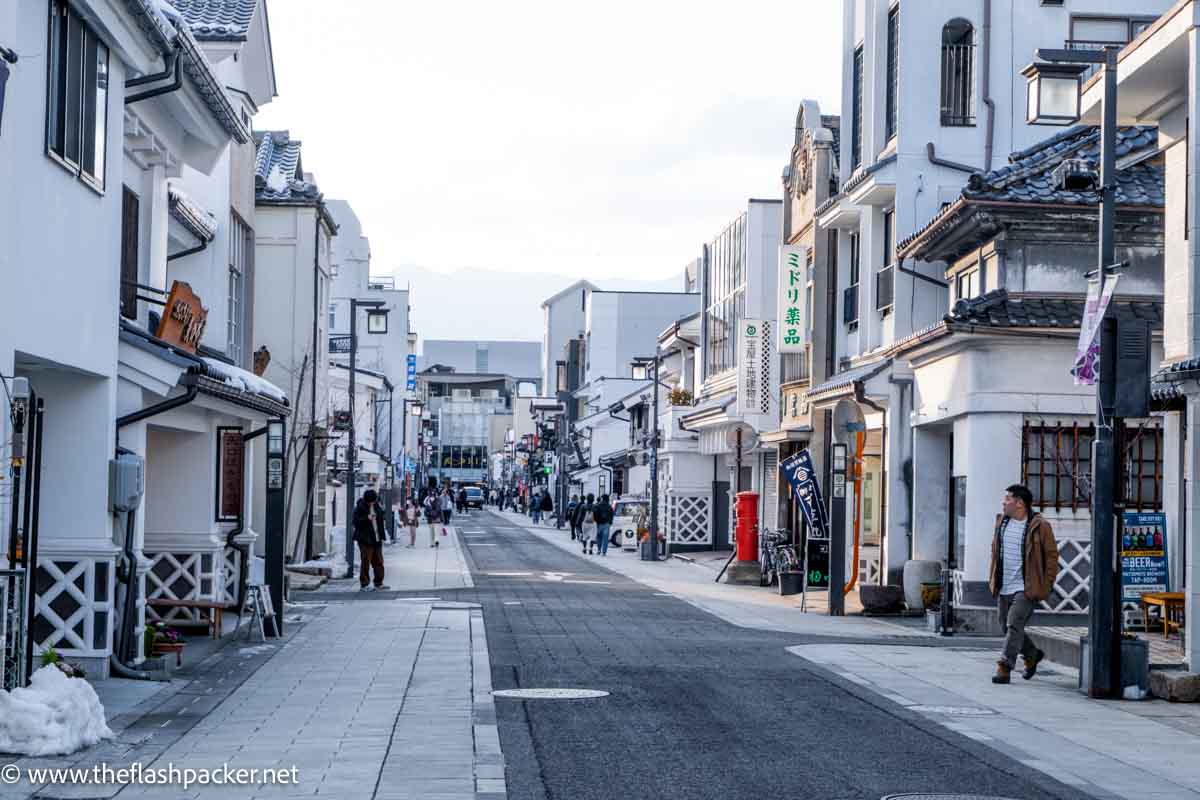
[920,581,942,610]
[778,571,803,596]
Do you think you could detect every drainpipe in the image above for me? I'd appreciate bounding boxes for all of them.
[925,142,981,174]
[166,239,209,262]
[982,0,996,171]
[116,379,199,441]
[124,48,182,105]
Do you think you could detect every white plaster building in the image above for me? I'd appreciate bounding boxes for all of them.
[680,200,782,550]
[541,280,597,393]
[812,0,1173,586]
[0,0,284,678]
[250,130,337,564]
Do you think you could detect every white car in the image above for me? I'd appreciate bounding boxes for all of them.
[612,498,649,551]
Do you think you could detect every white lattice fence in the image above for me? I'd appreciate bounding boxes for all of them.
[858,554,881,585]
[31,558,112,656]
[223,547,242,605]
[665,492,712,545]
[146,551,221,624]
[1044,538,1091,612]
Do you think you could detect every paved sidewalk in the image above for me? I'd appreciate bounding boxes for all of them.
[491,509,920,639]
[790,642,1200,800]
[319,524,474,593]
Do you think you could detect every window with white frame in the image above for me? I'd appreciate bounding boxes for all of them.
[47,0,109,190]
[705,213,747,376]
[885,5,899,141]
[851,45,864,170]
[228,211,252,365]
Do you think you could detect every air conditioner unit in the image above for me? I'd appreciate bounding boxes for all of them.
[452,389,471,400]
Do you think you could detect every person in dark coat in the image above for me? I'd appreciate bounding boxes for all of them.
[566,495,580,539]
[352,489,389,591]
[539,490,553,526]
[456,486,468,514]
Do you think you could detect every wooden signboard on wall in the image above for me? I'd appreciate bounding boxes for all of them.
[218,428,244,521]
[156,280,208,353]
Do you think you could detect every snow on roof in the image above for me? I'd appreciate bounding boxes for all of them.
[201,357,288,402]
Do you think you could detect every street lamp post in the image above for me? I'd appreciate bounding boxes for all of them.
[633,353,664,562]
[345,299,388,579]
[1026,46,1122,698]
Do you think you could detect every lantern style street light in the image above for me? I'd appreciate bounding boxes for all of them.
[1022,62,1087,126]
[1025,45,1125,699]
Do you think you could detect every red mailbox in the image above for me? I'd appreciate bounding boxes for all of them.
[735,491,759,561]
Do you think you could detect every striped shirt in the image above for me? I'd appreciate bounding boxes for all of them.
[999,517,1027,596]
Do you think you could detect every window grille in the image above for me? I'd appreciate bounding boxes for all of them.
[1021,420,1163,512]
[940,19,975,126]
[885,6,899,141]
[851,45,864,169]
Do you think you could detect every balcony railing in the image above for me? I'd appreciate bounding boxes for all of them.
[940,42,976,126]
[843,284,859,326]
[876,266,894,312]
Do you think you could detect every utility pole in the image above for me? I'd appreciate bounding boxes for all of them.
[647,352,661,561]
[344,299,386,579]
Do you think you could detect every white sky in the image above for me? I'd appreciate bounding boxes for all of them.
[255,0,844,285]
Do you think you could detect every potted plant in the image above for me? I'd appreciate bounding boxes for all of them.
[668,388,693,406]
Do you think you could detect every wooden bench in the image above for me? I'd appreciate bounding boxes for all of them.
[1140,591,1185,639]
[146,598,235,640]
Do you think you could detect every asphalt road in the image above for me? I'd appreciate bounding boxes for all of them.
[417,511,1098,800]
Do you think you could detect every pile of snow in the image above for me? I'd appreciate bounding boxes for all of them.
[200,357,288,403]
[0,666,113,755]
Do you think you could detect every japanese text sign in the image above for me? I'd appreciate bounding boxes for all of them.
[778,245,808,353]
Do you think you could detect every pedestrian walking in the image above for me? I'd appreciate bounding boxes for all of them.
[457,485,467,514]
[402,499,420,548]
[579,493,597,555]
[530,489,543,524]
[423,491,440,547]
[989,483,1059,684]
[566,495,580,539]
[540,489,553,526]
[440,486,454,535]
[593,494,614,556]
[489,488,498,506]
[352,489,390,591]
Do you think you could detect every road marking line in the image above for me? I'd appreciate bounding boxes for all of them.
[562,579,611,585]
[471,543,499,546]
[503,601,522,606]
[485,572,533,576]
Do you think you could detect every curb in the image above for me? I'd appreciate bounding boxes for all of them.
[470,606,507,799]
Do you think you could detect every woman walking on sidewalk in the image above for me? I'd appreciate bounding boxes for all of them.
[424,492,441,547]
[439,486,454,536]
[403,499,420,547]
[579,493,597,555]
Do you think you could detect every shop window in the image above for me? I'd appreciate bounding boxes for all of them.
[1021,420,1162,512]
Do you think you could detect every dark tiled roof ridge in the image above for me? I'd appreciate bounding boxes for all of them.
[170,0,259,41]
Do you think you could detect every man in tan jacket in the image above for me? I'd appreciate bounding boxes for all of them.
[988,484,1059,684]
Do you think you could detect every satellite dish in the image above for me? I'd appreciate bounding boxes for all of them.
[725,423,759,454]
[832,399,865,444]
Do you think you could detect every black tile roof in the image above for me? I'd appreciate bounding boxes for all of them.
[170,0,258,40]
[963,125,1162,207]
[254,130,319,202]
[946,289,1162,329]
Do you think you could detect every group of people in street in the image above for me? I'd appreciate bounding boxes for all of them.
[564,493,614,556]
[352,483,483,591]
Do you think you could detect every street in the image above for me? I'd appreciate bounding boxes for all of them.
[398,511,1093,800]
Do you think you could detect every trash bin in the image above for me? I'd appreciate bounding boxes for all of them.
[779,571,803,596]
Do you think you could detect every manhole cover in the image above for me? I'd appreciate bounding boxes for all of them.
[492,688,609,700]
[905,705,997,716]
[882,796,1023,800]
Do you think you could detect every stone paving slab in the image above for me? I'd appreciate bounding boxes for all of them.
[789,642,1200,800]
[314,524,474,593]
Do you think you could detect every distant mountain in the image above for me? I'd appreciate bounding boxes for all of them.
[385,265,686,345]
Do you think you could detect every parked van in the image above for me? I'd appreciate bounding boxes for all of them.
[612,497,649,551]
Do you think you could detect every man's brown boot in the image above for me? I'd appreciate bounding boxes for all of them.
[991,660,1012,684]
[1022,649,1045,680]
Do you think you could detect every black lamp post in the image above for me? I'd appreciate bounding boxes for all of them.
[344,299,388,579]
[632,353,666,562]
[1025,46,1123,698]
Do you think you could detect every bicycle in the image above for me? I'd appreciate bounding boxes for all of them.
[758,528,792,587]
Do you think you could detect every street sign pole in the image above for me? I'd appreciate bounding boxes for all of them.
[829,443,847,616]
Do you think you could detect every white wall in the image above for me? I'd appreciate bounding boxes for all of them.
[543,285,590,391]
[585,292,700,384]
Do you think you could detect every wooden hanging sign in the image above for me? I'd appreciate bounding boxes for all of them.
[156,280,208,353]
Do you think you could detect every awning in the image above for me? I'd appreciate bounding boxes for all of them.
[758,429,812,445]
[807,358,891,408]
[678,394,736,431]
[119,320,290,418]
